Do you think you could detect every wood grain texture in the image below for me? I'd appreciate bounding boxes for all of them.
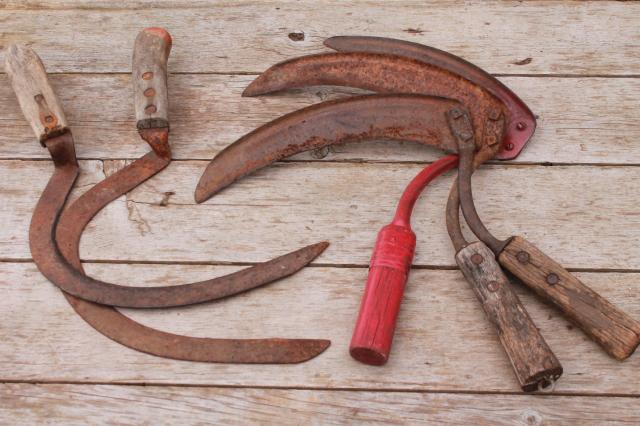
[500,236,640,360]
[4,45,68,142]
[0,1,638,75]
[1,262,639,393]
[132,28,171,128]
[456,242,562,391]
[0,74,638,163]
[1,160,640,269]
[2,383,640,425]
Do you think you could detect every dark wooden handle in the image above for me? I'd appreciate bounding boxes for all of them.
[457,242,562,391]
[5,44,68,143]
[132,27,172,129]
[499,236,640,360]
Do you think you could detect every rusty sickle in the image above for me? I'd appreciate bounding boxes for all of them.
[7,33,329,363]
[451,118,640,361]
[195,46,511,203]
[197,94,473,203]
[444,110,562,392]
[12,29,327,309]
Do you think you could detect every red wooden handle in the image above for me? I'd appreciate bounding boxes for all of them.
[350,155,458,365]
[350,224,416,365]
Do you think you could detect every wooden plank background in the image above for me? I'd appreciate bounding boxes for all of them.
[1,0,639,424]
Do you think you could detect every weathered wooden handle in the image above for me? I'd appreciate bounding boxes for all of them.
[4,44,68,143]
[499,236,640,360]
[457,242,562,391]
[132,27,172,130]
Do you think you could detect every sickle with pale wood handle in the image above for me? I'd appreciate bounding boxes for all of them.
[7,36,330,363]
[11,30,328,309]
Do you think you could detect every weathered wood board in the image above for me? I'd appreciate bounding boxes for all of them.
[0,75,638,163]
[1,262,639,393]
[2,384,639,425]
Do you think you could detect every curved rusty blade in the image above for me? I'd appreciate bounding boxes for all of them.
[54,146,328,363]
[242,52,504,151]
[323,35,536,160]
[31,127,328,308]
[196,94,466,203]
[196,51,505,204]
[33,132,329,363]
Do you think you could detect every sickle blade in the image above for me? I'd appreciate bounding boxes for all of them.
[195,94,465,203]
[49,136,329,362]
[242,52,501,146]
[30,133,328,308]
[46,141,329,363]
[322,36,536,160]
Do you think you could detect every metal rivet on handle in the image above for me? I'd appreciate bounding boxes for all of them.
[145,105,157,114]
[142,72,154,80]
[471,254,484,265]
[546,273,559,285]
[516,251,530,263]
[487,281,500,292]
[144,88,155,97]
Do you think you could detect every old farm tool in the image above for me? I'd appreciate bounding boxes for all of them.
[6,34,329,362]
[450,116,640,361]
[349,155,459,366]
[443,111,562,391]
[15,29,327,309]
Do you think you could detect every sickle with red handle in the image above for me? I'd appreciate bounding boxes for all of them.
[6,35,330,363]
[350,155,458,366]
[195,37,537,201]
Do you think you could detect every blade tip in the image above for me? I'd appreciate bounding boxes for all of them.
[294,339,331,363]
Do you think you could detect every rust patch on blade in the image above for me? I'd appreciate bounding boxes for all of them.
[322,36,536,160]
[195,94,465,203]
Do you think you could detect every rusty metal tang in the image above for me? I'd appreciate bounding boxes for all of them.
[197,50,509,203]
[7,39,329,363]
[450,111,640,361]
[322,35,535,160]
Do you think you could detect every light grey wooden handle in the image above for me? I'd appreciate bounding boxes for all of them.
[500,236,640,360]
[456,242,562,391]
[132,27,172,129]
[4,44,68,143]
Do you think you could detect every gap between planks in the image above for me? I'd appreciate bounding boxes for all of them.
[5,258,640,274]
[1,380,639,399]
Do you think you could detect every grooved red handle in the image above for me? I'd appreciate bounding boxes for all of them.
[350,224,416,365]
